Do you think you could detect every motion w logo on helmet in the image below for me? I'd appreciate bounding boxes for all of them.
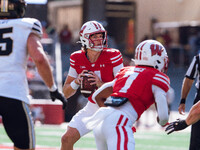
[150,44,163,56]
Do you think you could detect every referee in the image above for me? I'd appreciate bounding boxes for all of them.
[178,54,200,150]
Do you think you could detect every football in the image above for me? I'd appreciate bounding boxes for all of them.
[80,73,97,98]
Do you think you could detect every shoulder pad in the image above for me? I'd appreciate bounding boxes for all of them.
[70,50,84,67]
[152,72,170,92]
[22,18,43,38]
[103,48,123,65]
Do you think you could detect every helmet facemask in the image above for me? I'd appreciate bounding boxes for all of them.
[0,0,27,19]
[89,32,107,51]
[162,55,169,73]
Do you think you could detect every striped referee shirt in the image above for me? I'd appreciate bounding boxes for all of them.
[185,54,200,89]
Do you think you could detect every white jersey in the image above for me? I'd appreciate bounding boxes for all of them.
[0,18,42,104]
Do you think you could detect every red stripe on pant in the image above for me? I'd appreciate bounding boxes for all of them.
[116,114,129,150]
[122,118,128,150]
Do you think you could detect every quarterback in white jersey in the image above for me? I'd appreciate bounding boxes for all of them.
[0,0,67,150]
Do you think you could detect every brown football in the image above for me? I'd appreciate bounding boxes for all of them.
[80,73,97,98]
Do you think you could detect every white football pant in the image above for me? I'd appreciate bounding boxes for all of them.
[93,109,135,150]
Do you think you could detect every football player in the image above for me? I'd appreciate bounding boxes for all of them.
[84,40,170,150]
[61,21,124,149]
[0,0,67,150]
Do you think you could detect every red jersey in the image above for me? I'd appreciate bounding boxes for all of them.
[111,66,170,119]
[70,48,123,102]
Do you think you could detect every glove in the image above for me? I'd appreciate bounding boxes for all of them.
[165,119,188,134]
[50,89,68,110]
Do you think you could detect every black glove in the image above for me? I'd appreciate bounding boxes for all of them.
[50,89,68,109]
[165,119,188,135]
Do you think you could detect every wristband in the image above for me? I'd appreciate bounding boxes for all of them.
[180,98,186,104]
[70,80,80,90]
[49,83,57,92]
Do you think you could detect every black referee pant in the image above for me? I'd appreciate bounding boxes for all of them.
[189,92,200,150]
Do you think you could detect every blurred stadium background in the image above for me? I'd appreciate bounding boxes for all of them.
[1,0,199,149]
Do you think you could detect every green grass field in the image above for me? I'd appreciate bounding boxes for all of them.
[0,123,190,150]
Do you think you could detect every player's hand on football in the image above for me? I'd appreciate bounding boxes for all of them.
[76,70,89,85]
[165,119,188,135]
[87,71,103,87]
[50,89,68,109]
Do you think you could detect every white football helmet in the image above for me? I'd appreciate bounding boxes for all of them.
[134,40,169,72]
[79,21,107,51]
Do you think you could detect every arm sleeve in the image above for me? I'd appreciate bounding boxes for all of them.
[166,87,175,104]
[152,85,169,126]
[92,79,116,103]
[67,66,78,78]
[113,63,124,77]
